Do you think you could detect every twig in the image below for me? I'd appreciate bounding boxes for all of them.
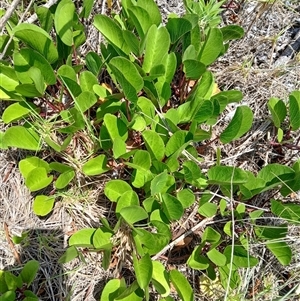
[151,217,216,260]
[3,222,22,265]
[0,0,21,33]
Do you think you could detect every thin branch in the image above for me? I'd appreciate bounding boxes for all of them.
[0,0,21,33]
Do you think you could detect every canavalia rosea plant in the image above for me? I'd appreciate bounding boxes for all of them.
[1,0,300,299]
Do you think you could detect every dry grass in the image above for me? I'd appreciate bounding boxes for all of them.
[1,0,300,300]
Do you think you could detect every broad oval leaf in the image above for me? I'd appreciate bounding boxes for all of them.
[166,17,192,43]
[55,170,75,189]
[207,248,226,266]
[199,28,223,66]
[266,241,292,265]
[142,130,165,161]
[220,25,244,41]
[161,193,184,221]
[75,91,97,113]
[92,227,113,249]
[223,246,258,268]
[93,15,130,54]
[69,228,96,247]
[165,131,193,156]
[13,48,56,85]
[13,23,58,63]
[54,0,75,46]
[133,253,152,289]
[20,260,39,286]
[220,106,253,143]
[25,167,53,192]
[143,25,170,73]
[187,246,210,270]
[3,126,41,150]
[33,195,55,216]
[289,90,300,130]
[104,180,132,202]
[169,270,194,301]
[109,57,144,102]
[82,155,110,176]
[151,261,170,297]
[104,113,128,141]
[267,97,286,128]
[116,190,139,217]
[19,156,50,179]
[208,166,248,185]
[120,205,148,225]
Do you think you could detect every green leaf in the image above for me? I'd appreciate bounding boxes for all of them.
[13,48,56,85]
[94,15,130,54]
[199,28,223,66]
[267,97,287,128]
[20,260,39,286]
[161,193,184,221]
[104,180,132,202]
[220,25,244,41]
[85,52,102,76]
[120,206,148,225]
[75,91,97,113]
[58,246,79,263]
[100,278,125,301]
[169,270,194,301]
[54,0,75,46]
[220,106,253,143]
[136,0,161,26]
[142,130,165,161]
[128,7,153,39]
[55,170,75,189]
[92,227,113,249]
[223,246,258,268]
[28,67,45,94]
[80,0,94,18]
[133,253,152,289]
[25,168,53,192]
[266,241,292,265]
[0,291,16,301]
[116,190,139,217]
[150,171,174,196]
[104,113,128,141]
[36,6,53,33]
[198,202,217,217]
[113,137,127,159]
[15,84,43,97]
[151,261,170,297]
[109,57,144,102]
[123,30,140,56]
[69,228,96,247]
[166,17,192,43]
[183,59,206,79]
[202,226,221,247]
[207,248,226,266]
[137,97,156,125]
[208,166,248,185]
[33,195,55,216]
[183,161,207,188]
[177,189,195,209]
[271,200,300,222]
[127,150,153,188]
[13,23,58,63]
[143,25,170,73]
[165,131,193,157]
[79,71,98,92]
[289,90,300,130]
[82,155,110,176]
[19,157,50,179]
[219,266,240,289]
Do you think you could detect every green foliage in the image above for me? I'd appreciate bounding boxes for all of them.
[0,260,39,300]
[1,0,299,299]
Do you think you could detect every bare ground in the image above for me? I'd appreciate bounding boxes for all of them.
[1,0,300,300]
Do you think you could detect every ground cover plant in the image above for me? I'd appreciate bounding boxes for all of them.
[1,0,300,300]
